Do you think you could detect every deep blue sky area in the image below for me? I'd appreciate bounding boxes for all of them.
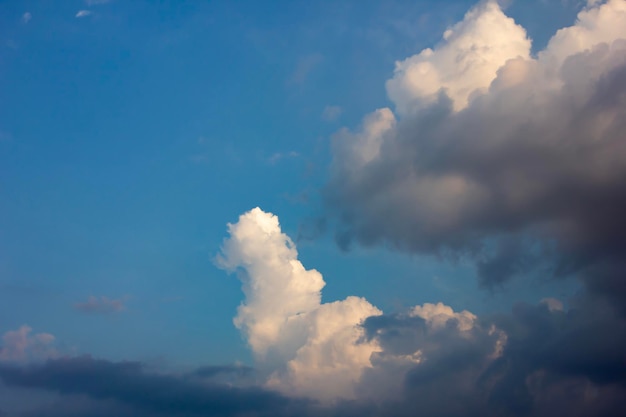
[0,0,587,368]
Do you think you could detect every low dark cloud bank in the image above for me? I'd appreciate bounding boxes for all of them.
[0,357,308,417]
[2,299,626,417]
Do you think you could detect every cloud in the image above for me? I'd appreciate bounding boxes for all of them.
[217,208,382,400]
[2,299,626,416]
[0,326,57,364]
[287,53,324,85]
[75,10,93,18]
[73,296,126,314]
[85,0,110,5]
[21,12,31,24]
[324,0,626,298]
[356,298,626,416]
[387,1,531,113]
[322,105,343,122]
[267,151,300,165]
[0,357,306,417]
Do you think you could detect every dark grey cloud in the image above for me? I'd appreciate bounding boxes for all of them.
[351,299,626,417]
[324,3,626,300]
[0,357,309,417]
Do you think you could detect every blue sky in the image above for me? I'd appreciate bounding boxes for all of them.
[1,0,626,416]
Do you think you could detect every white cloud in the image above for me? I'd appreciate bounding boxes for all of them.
[386,0,531,114]
[21,12,32,24]
[217,208,491,402]
[0,326,57,364]
[217,208,382,400]
[410,302,477,332]
[75,10,93,18]
[86,0,110,5]
[541,0,626,67]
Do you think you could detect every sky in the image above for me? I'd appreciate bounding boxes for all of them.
[1,0,626,416]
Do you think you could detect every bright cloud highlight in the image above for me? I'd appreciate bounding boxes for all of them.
[217,208,492,402]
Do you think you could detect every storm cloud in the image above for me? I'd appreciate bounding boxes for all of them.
[325,0,626,297]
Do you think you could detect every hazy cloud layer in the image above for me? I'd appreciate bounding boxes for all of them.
[73,296,126,314]
[325,0,626,298]
[0,357,306,417]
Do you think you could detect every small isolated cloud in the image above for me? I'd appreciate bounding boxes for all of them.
[75,10,93,18]
[74,296,126,314]
[21,12,31,24]
[85,0,110,5]
[267,151,299,165]
[0,326,56,364]
[322,105,342,122]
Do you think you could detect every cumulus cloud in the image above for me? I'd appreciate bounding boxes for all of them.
[217,208,382,400]
[0,326,56,364]
[387,0,531,114]
[325,0,626,298]
[73,296,126,314]
[217,208,514,404]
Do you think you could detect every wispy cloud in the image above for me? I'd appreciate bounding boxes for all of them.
[267,151,300,165]
[21,12,32,24]
[287,53,323,86]
[74,296,126,314]
[85,0,110,5]
[321,105,342,122]
[75,10,93,18]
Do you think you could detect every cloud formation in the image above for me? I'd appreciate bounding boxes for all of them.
[75,10,93,18]
[4,289,623,416]
[0,326,56,364]
[0,357,304,417]
[217,208,382,400]
[73,296,126,314]
[325,0,626,298]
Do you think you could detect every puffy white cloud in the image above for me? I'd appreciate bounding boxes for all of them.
[386,1,531,113]
[541,0,626,67]
[0,325,56,364]
[218,208,382,401]
[410,302,476,332]
[218,208,498,402]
